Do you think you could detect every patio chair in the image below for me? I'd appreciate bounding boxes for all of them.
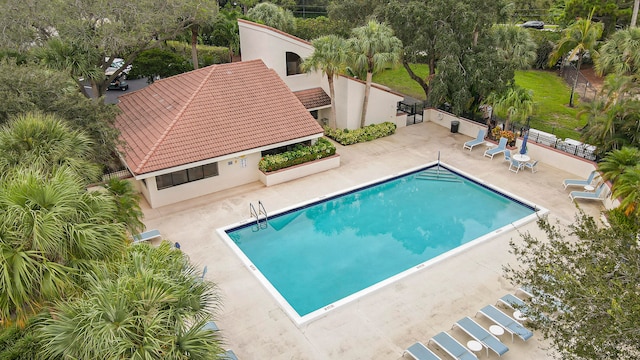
[508,158,523,173]
[403,342,442,360]
[453,317,509,357]
[132,229,162,244]
[497,294,526,311]
[463,129,487,151]
[203,321,219,332]
[562,170,598,189]
[428,332,478,360]
[484,138,508,159]
[524,160,538,173]
[476,305,533,342]
[569,183,607,202]
[223,349,239,360]
[503,150,512,163]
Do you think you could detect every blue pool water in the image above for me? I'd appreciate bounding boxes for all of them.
[225,165,536,319]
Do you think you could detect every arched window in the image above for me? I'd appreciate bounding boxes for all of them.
[286,52,303,76]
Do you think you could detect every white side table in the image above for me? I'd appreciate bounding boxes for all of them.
[514,310,528,321]
[467,340,483,353]
[584,185,595,191]
[489,325,505,337]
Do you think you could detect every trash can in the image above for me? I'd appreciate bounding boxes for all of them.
[450,120,460,133]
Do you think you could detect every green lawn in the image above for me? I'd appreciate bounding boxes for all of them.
[373,64,582,139]
[372,64,429,101]
[514,70,581,139]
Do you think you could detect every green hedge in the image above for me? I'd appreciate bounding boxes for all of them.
[258,137,336,173]
[324,122,397,145]
[166,41,231,66]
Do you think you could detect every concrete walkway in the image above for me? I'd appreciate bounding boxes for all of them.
[141,121,603,360]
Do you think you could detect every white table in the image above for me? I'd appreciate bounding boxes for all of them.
[584,185,595,191]
[489,325,505,336]
[512,154,530,163]
[467,340,483,353]
[514,310,527,321]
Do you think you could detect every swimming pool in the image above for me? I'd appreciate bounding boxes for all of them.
[218,162,545,324]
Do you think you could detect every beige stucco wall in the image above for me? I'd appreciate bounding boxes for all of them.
[238,20,403,130]
[137,152,262,208]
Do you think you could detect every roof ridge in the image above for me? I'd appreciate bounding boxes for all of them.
[135,65,219,173]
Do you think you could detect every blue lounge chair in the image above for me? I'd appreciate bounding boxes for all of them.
[476,305,533,342]
[463,129,487,151]
[563,170,598,189]
[484,137,508,159]
[222,349,238,360]
[132,229,162,244]
[403,342,441,360]
[453,317,509,357]
[203,321,219,332]
[497,294,526,310]
[569,183,607,202]
[428,332,478,360]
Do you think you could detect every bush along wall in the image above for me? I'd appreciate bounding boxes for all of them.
[258,138,336,173]
[324,122,397,145]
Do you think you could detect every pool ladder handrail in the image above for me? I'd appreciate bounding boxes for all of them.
[249,201,268,231]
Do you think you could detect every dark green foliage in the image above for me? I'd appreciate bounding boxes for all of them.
[291,16,351,40]
[324,122,396,145]
[0,61,121,170]
[128,47,193,80]
[166,41,231,66]
[258,137,336,172]
[504,209,640,359]
[529,29,562,69]
[0,322,39,360]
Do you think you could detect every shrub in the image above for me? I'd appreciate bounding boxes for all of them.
[324,122,397,145]
[166,41,231,66]
[258,137,336,173]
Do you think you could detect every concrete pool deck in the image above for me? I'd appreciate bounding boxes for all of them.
[141,121,604,359]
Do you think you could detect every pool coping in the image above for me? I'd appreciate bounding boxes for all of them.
[216,161,549,326]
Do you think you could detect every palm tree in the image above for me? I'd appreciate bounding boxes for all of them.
[350,20,402,128]
[595,27,640,78]
[301,35,349,129]
[0,167,127,327]
[0,112,101,183]
[104,178,145,236]
[38,242,224,359]
[598,147,640,215]
[487,86,535,130]
[490,25,537,70]
[548,9,603,107]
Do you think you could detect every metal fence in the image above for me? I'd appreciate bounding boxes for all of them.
[102,169,132,183]
[559,64,598,102]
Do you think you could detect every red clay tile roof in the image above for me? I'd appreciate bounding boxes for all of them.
[115,59,324,176]
[294,88,331,109]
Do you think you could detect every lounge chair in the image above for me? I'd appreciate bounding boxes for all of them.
[476,305,533,342]
[508,158,523,173]
[562,170,598,189]
[453,317,509,357]
[463,129,487,151]
[132,229,162,244]
[517,286,534,298]
[403,342,441,360]
[497,294,526,311]
[524,160,538,173]
[484,137,508,159]
[223,349,239,360]
[569,183,607,202]
[203,321,219,332]
[428,332,478,360]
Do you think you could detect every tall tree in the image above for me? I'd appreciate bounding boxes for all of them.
[302,35,349,129]
[246,2,296,33]
[548,9,604,107]
[185,0,219,70]
[350,20,402,128]
[0,0,218,101]
[595,27,640,78]
[490,25,538,70]
[38,242,223,359]
[505,209,640,359]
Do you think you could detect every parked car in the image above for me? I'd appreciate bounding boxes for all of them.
[520,20,544,29]
[107,78,129,91]
[105,58,132,77]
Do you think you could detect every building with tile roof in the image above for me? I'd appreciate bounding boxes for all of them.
[115,20,404,208]
[115,59,325,208]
